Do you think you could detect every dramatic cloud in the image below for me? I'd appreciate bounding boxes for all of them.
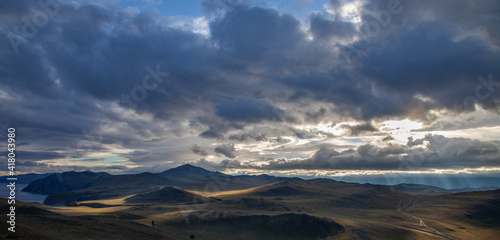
[1,0,499,177]
[210,5,304,61]
[309,13,357,42]
[215,98,293,123]
[0,151,66,162]
[340,122,379,136]
[197,135,500,171]
[228,132,268,142]
[192,144,209,156]
[214,143,237,158]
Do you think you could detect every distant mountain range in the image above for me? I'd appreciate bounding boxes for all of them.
[1,164,500,239]
[391,183,500,194]
[22,171,109,194]
[15,164,499,205]
[27,164,300,205]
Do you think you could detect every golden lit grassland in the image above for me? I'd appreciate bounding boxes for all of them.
[76,194,135,205]
[406,206,500,240]
[47,205,131,216]
[397,192,500,240]
[193,185,262,198]
[20,182,498,240]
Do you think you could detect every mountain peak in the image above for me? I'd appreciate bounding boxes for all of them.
[169,164,206,171]
[176,164,202,169]
[161,164,212,176]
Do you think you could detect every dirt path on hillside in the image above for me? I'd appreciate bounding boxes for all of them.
[397,199,454,240]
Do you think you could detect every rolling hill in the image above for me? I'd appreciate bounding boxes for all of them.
[43,164,301,205]
[4,165,499,239]
[125,186,213,204]
[0,198,176,240]
[391,183,499,194]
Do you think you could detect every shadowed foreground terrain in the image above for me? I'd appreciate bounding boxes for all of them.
[2,166,499,239]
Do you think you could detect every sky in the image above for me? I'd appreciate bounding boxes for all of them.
[1,0,500,188]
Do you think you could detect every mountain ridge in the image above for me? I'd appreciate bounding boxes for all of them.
[42,164,303,205]
[22,164,500,207]
[2,165,500,239]
[22,171,110,194]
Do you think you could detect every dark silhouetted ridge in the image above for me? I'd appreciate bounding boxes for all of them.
[22,171,109,194]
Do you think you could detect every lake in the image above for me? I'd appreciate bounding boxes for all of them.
[0,183,48,204]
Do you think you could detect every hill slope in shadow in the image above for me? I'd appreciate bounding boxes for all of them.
[125,186,213,204]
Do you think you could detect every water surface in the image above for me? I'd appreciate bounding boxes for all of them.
[0,183,48,204]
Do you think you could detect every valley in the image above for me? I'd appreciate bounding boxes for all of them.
[1,165,499,239]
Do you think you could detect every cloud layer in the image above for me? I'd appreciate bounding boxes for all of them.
[0,0,499,175]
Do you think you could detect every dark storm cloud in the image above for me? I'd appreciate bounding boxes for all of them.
[199,127,226,140]
[0,1,237,166]
[196,116,244,139]
[398,0,500,47]
[407,136,424,147]
[43,10,219,118]
[0,150,65,161]
[293,0,500,120]
[215,98,293,123]
[210,5,304,61]
[3,0,499,131]
[340,122,379,136]
[309,13,357,42]
[359,22,500,112]
[192,144,209,156]
[337,0,500,116]
[328,0,343,10]
[228,132,268,142]
[1,0,500,173]
[273,136,292,144]
[304,107,327,124]
[214,143,237,158]
[2,0,240,122]
[0,2,190,126]
[280,69,412,120]
[289,127,320,139]
[201,0,242,14]
[382,135,395,142]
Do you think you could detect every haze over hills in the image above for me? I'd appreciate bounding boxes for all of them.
[4,164,497,239]
[391,183,500,194]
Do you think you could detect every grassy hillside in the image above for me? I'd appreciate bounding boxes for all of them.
[0,198,176,240]
[6,166,500,239]
[125,186,213,204]
[43,164,301,205]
